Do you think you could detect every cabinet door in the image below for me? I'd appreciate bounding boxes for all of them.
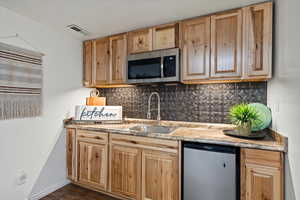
[78,140,108,191]
[66,128,76,181]
[243,2,273,78]
[83,41,93,87]
[141,150,179,200]
[244,164,282,200]
[110,34,127,84]
[153,23,179,50]
[211,10,242,78]
[181,17,211,81]
[110,144,141,200]
[128,28,152,54]
[241,148,284,200]
[95,38,110,85]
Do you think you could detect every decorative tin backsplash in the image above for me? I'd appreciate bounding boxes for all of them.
[98,82,267,123]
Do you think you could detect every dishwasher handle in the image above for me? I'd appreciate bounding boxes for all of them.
[183,142,238,154]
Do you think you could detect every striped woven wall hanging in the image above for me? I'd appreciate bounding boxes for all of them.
[0,42,43,120]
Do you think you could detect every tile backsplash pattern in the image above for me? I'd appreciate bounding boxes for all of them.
[98,82,267,123]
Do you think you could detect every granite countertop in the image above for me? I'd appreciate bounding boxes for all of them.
[64,118,288,152]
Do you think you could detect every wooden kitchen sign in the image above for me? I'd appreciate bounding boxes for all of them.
[75,106,122,121]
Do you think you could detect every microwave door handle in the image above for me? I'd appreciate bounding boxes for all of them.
[161,56,164,78]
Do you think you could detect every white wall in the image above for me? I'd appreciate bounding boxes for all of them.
[0,6,90,200]
[268,0,300,199]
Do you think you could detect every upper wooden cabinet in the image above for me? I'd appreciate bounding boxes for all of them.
[211,9,243,78]
[153,23,179,50]
[180,17,211,81]
[82,34,127,87]
[110,34,127,84]
[83,41,93,87]
[94,38,110,85]
[83,2,273,87]
[181,2,272,83]
[128,28,153,54]
[128,23,179,54]
[241,148,284,200]
[243,2,273,79]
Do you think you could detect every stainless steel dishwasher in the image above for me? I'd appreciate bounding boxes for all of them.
[183,142,239,200]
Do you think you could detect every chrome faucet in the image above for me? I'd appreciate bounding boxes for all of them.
[147,92,161,122]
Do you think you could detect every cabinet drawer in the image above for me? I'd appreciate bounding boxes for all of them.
[241,148,283,168]
[110,134,179,153]
[77,130,108,144]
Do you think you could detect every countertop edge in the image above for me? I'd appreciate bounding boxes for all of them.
[64,124,287,153]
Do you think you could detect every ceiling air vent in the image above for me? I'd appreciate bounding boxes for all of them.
[67,24,89,36]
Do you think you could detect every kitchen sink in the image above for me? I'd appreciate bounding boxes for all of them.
[129,124,178,134]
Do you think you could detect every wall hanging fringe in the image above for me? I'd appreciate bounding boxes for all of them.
[0,41,43,120]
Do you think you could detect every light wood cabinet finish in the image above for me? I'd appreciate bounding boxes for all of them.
[241,148,284,200]
[67,128,76,181]
[109,133,179,153]
[67,129,284,200]
[82,35,127,87]
[211,10,243,78]
[83,41,93,87]
[180,17,211,80]
[243,2,273,78]
[77,131,108,191]
[110,34,127,84]
[83,2,273,87]
[153,23,179,50]
[141,150,179,200]
[109,144,141,200]
[128,28,153,54]
[110,134,180,200]
[94,38,110,85]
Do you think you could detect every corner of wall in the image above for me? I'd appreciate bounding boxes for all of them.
[29,179,70,200]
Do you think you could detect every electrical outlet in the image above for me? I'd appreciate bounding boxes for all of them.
[16,170,27,185]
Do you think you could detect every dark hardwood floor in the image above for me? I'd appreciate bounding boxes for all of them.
[41,184,119,200]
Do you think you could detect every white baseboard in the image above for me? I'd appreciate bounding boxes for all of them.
[29,179,70,200]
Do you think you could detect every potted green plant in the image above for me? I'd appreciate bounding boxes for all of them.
[229,103,259,136]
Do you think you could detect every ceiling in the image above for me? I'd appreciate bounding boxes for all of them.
[0,0,264,40]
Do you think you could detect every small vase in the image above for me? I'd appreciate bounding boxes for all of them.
[237,121,252,136]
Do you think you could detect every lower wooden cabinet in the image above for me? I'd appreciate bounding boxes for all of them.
[66,128,76,181]
[109,144,141,199]
[141,150,179,200]
[76,131,108,191]
[109,134,180,200]
[77,141,108,190]
[241,148,284,200]
[66,129,284,200]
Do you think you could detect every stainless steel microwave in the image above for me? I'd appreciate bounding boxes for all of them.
[127,48,180,84]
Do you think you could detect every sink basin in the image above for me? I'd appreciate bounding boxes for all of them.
[129,124,177,134]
